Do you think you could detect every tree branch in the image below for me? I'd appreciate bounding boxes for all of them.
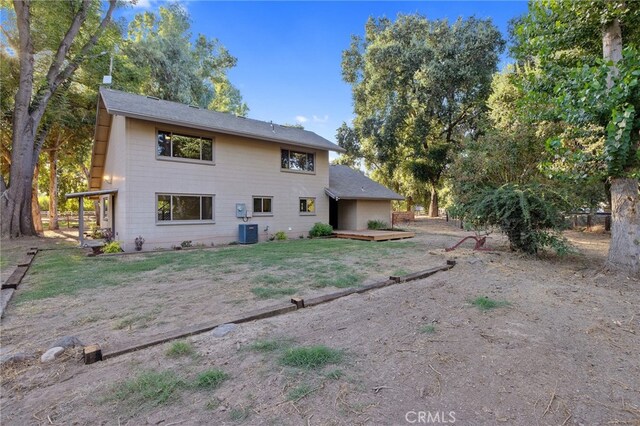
[31,0,117,124]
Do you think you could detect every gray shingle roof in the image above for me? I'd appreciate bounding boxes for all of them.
[99,88,344,153]
[326,165,404,200]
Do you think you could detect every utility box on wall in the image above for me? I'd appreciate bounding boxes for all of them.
[238,224,258,244]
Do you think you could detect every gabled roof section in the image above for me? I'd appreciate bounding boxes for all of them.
[327,165,404,201]
[99,87,344,152]
[89,96,111,190]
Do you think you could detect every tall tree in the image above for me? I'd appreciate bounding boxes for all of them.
[1,0,117,237]
[118,3,248,115]
[341,14,504,216]
[513,0,640,275]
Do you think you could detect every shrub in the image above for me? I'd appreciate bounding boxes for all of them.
[274,231,287,241]
[309,222,333,238]
[367,220,388,230]
[180,240,192,248]
[459,184,571,255]
[103,241,122,254]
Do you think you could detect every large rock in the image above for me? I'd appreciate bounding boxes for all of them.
[40,347,65,363]
[0,352,36,366]
[211,323,237,337]
[50,335,84,350]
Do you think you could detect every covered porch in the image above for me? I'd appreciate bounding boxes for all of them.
[65,188,117,246]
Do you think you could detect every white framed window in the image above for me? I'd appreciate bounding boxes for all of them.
[281,149,315,173]
[299,197,316,215]
[156,193,214,223]
[157,130,214,163]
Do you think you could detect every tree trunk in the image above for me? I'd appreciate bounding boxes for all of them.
[31,163,43,234]
[48,150,59,230]
[607,178,640,277]
[603,17,622,89]
[429,189,439,217]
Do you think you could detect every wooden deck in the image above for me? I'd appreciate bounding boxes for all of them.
[332,229,415,241]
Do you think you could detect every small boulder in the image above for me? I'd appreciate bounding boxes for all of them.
[0,352,36,366]
[50,335,84,350]
[211,323,237,338]
[40,347,65,363]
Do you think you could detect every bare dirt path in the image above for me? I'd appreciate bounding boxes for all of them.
[1,219,638,425]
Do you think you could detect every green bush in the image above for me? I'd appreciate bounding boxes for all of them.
[460,183,571,255]
[274,231,287,241]
[309,222,333,238]
[367,220,388,230]
[103,241,122,254]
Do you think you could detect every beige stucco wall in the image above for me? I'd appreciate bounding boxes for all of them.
[107,118,330,251]
[354,200,392,230]
[335,199,392,230]
[100,115,127,237]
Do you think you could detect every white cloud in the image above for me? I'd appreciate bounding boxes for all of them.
[313,114,329,123]
[295,115,309,123]
[129,0,153,9]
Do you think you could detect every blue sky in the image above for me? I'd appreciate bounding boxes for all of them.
[122,1,529,144]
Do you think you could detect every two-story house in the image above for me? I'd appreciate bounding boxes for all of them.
[71,88,402,251]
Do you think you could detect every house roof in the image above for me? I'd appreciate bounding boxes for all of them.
[326,165,404,201]
[89,88,345,190]
[100,88,344,152]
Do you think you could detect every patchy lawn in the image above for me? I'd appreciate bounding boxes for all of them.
[1,219,639,425]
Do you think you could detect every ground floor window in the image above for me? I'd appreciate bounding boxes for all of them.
[299,197,316,215]
[253,196,273,215]
[157,194,214,222]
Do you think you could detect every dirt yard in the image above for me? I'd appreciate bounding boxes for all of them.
[1,219,639,425]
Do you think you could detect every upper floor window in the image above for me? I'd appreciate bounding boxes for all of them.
[253,196,273,215]
[281,149,315,172]
[157,130,213,162]
[157,194,214,222]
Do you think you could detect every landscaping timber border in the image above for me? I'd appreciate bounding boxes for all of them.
[92,260,455,364]
[0,248,38,319]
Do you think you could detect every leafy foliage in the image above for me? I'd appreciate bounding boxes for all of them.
[341,14,505,208]
[367,220,388,230]
[460,184,570,255]
[309,222,333,238]
[102,241,122,254]
[273,231,287,241]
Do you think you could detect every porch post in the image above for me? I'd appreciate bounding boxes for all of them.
[78,196,85,246]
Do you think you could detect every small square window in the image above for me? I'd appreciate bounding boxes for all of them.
[253,196,273,215]
[299,197,315,215]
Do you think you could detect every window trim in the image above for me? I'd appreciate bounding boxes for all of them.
[156,193,216,225]
[252,196,274,217]
[299,197,316,216]
[156,129,216,165]
[280,149,316,174]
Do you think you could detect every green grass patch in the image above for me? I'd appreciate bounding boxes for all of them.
[420,324,436,334]
[325,369,343,380]
[166,341,194,358]
[280,345,343,370]
[113,370,185,407]
[251,287,297,299]
[470,296,510,311]
[16,238,417,303]
[195,369,228,389]
[249,338,293,352]
[287,383,315,401]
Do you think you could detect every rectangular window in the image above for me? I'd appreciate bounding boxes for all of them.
[157,130,213,162]
[281,149,315,172]
[157,194,214,222]
[253,196,273,215]
[299,197,316,215]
